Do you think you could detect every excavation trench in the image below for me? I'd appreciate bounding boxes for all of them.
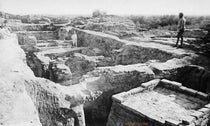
[24,28,189,84]
[20,27,210,126]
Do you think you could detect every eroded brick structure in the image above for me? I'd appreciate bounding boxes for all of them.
[107,79,210,126]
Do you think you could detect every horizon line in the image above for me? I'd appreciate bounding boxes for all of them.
[1,11,210,17]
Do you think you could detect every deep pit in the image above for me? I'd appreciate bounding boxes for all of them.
[1,13,210,126]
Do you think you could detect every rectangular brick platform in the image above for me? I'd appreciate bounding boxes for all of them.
[107,79,210,126]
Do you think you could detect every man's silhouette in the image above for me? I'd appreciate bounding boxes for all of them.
[175,12,186,48]
[71,31,77,47]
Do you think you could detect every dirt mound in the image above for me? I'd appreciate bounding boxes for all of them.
[71,15,137,37]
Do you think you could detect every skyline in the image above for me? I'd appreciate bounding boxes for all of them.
[0,0,210,16]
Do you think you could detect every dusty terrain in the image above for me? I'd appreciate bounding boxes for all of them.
[0,12,210,126]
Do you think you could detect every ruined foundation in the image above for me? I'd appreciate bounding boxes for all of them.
[1,14,210,126]
[108,79,210,126]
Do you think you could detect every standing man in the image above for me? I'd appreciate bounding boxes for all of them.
[175,12,186,48]
[71,31,77,47]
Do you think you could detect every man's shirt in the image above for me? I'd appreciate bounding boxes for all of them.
[178,18,186,30]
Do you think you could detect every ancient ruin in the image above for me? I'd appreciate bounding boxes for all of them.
[108,79,210,126]
[0,11,210,126]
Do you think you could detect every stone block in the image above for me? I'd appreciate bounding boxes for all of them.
[165,119,180,126]
[205,103,210,109]
[198,108,210,114]
[182,116,196,125]
[190,111,204,119]
[196,91,208,100]
[141,79,160,89]
[179,86,198,96]
[129,87,145,95]
[160,79,182,90]
[112,93,126,103]
[54,63,72,85]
